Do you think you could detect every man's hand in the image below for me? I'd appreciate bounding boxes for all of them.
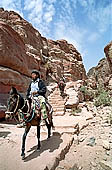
[31,91,38,96]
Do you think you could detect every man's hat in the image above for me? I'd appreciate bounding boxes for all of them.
[31,70,40,78]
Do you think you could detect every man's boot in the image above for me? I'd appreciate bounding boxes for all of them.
[17,122,26,128]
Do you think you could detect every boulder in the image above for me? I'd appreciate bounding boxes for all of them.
[100,161,112,170]
[65,88,79,109]
[102,140,110,150]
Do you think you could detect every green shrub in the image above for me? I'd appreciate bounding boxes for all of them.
[80,86,94,101]
[80,86,87,93]
[71,107,82,115]
[94,90,112,107]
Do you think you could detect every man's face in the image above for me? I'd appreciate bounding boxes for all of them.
[31,73,38,80]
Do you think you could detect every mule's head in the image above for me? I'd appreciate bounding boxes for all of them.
[5,87,19,120]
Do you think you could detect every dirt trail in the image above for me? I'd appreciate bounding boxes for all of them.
[56,106,112,170]
[0,105,112,170]
[0,121,74,170]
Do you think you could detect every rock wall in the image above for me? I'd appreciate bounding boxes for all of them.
[0,8,86,92]
[104,41,112,73]
[104,41,112,89]
[0,8,86,117]
[87,41,112,88]
[0,9,42,93]
[47,39,86,82]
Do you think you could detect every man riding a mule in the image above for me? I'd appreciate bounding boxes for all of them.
[5,70,54,159]
[18,70,52,128]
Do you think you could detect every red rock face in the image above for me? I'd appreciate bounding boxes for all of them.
[47,39,86,81]
[0,21,40,94]
[104,41,112,73]
[87,41,112,88]
[0,8,87,113]
[0,22,29,76]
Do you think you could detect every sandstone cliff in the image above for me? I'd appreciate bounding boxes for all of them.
[87,41,112,89]
[0,8,86,106]
[104,41,112,73]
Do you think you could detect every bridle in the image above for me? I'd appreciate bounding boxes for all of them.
[5,94,30,117]
[5,94,20,117]
[6,94,35,122]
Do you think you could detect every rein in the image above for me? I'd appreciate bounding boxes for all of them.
[14,95,20,113]
[19,109,35,123]
[20,98,26,111]
[18,98,35,123]
[6,94,36,123]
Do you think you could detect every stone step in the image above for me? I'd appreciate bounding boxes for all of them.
[49,99,64,103]
[49,99,66,102]
[52,104,65,107]
[52,105,64,108]
[53,111,65,116]
[49,101,65,105]
[50,105,65,109]
[49,97,64,100]
[52,104,65,106]
[49,102,65,107]
[51,104,65,107]
[53,108,65,112]
[40,116,81,134]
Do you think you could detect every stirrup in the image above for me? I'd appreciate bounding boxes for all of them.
[26,113,30,118]
[17,122,26,128]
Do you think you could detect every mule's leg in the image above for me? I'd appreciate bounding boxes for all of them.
[37,125,41,150]
[48,114,54,129]
[21,125,31,159]
[45,120,51,139]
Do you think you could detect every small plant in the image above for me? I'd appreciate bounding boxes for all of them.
[94,89,112,107]
[80,86,94,101]
[80,86,87,93]
[97,84,105,95]
[71,107,82,115]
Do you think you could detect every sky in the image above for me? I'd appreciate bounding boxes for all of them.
[0,0,112,72]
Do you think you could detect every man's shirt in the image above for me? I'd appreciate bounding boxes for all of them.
[26,78,47,98]
[30,78,39,95]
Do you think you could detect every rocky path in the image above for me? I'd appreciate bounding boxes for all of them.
[0,104,112,170]
[0,122,74,170]
[56,106,112,170]
[0,103,95,170]
[48,87,67,116]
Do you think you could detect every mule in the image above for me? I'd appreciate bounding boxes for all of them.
[5,87,53,160]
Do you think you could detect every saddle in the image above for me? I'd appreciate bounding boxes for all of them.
[28,98,53,119]
[19,98,54,128]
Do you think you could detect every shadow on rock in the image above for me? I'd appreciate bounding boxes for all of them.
[0,131,11,138]
[0,119,18,125]
[24,132,63,162]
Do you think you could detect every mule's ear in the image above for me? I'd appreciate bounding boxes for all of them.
[10,87,18,95]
